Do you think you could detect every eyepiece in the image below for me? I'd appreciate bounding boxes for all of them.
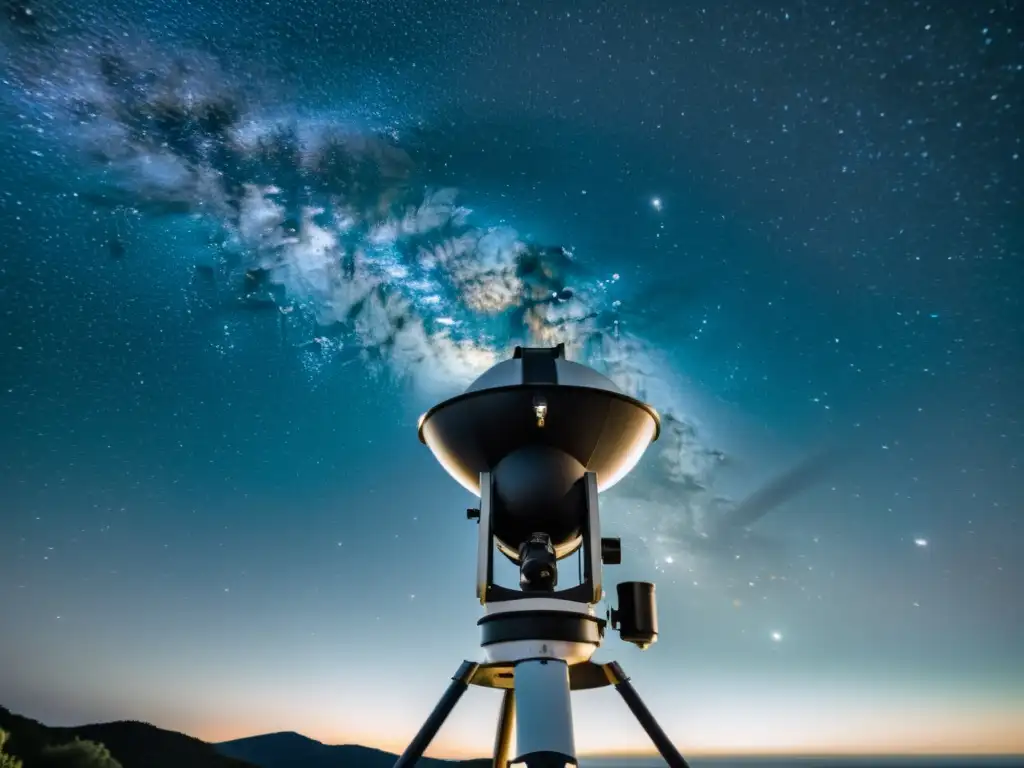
[518,532,558,592]
[610,581,658,649]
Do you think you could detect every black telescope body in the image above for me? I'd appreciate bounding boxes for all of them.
[418,345,660,561]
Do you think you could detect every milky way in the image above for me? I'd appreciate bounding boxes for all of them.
[1,6,732,562]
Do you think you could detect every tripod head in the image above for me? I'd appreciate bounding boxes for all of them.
[419,344,662,649]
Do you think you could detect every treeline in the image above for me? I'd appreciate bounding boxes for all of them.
[0,707,254,768]
[0,729,121,768]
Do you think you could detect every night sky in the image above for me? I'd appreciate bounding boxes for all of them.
[1,0,1022,760]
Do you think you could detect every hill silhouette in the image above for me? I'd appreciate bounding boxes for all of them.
[215,731,490,768]
[0,706,253,768]
[0,707,489,768]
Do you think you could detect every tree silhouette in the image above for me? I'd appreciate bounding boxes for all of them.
[39,739,122,768]
[0,729,24,768]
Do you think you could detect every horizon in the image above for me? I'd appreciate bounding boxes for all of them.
[17,677,1020,758]
[8,674,1024,757]
[7,702,1023,760]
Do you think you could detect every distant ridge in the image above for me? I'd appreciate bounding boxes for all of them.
[3,706,1021,768]
[215,730,490,768]
[0,705,253,768]
[0,706,488,768]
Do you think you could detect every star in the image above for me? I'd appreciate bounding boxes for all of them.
[651,196,663,212]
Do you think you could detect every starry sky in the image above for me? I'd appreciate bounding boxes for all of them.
[1,0,1022,760]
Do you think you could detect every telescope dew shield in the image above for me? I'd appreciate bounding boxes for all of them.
[419,385,658,500]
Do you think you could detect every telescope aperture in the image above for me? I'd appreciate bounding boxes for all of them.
[418,346,660,501]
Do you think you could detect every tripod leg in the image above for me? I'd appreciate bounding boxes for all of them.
[492,689,515,768]
[607,662,690,768]
[394,661,479,768]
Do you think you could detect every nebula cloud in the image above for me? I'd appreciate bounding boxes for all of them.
[1,14,731,561]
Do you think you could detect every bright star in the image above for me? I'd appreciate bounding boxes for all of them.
[771,631,783,642]
[914,538,928,547]
[651,197,663,211]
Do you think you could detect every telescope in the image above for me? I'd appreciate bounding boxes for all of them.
[396,344,690,768]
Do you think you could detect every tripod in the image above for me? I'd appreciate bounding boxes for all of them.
[409,347,692,768]
[394,659,689,768]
